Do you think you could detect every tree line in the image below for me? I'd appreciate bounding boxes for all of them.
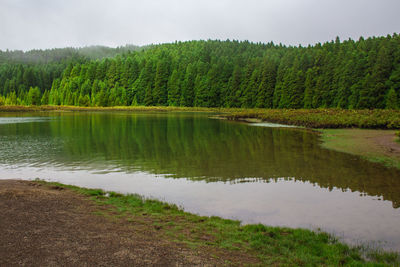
[1,35,399,109]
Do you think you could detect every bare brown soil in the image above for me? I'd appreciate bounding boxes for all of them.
[372,132,400,157]
[0,180,258,266]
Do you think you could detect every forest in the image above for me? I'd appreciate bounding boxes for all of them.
[0,34,399,109]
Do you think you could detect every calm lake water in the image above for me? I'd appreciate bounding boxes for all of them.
[1,112,400,251]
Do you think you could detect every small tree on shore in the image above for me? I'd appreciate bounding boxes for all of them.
[27,87,41,106]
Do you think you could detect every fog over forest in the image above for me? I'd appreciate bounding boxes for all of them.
[1,0,399,50]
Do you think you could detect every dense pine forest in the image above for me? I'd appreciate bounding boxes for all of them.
[1,34,399,109]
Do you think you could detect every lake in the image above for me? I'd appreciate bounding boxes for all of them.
[1,111,400,251]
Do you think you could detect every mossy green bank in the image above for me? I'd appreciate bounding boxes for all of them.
[319,129,400,170]
[219,108,400,129]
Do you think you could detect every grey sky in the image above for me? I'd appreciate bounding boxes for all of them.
[0,0,399,51]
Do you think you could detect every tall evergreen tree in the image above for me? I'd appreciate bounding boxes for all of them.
[153,60,169,105]
[386,88,398,109]
[167,69,181,106]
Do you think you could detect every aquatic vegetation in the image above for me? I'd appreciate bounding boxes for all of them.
[220,108,400,129]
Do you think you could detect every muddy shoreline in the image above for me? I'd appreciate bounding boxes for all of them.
[1,179,398,265]
[0,179,257,266]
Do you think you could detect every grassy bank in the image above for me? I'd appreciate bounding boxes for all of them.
[218,108,400,169]
[35,180,398,266]
[219,108,400,129]
[320,129,400,170]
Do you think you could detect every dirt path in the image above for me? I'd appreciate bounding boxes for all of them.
[0,180,257,266]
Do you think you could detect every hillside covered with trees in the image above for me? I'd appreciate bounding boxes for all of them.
[1,34,399,109]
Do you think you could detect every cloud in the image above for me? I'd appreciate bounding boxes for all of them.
[0,0,399,50]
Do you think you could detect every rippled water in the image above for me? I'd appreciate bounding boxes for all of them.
[1,112,399,251]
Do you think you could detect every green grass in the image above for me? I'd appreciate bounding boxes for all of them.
[37,180,399,266]
[320,129,400,170]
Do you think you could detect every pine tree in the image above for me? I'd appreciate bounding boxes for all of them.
[242,69,259,108]
[256,59,276,108]
[41,90,49,105]
[288,70,305,108]
[180,64,195,107]
[206,65,221,107]
[27,86,41,105]
[153,60,169,105]
[386,88,399,109]
[144,85,154,106]
[95,81,108,106]
[195,75,213,107]
[303,68,315,108]
[167,70,181,106]
[226,66,242,107]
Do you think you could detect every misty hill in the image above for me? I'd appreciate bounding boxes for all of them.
[1,35,399,109]
[77,45,142,60]
[0,45,141,64]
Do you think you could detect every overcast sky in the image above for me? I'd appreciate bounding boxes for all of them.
[0,0,399,51]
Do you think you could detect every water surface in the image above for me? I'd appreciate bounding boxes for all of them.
[1,112,399,251]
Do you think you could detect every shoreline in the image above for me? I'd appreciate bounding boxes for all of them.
[0,105,221,113]
[319,129,400,170]
[1,105,400,128]
[1,106,400,264]
[215,113,400,170]
[1,105,400,169]
[1,179,398,265]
